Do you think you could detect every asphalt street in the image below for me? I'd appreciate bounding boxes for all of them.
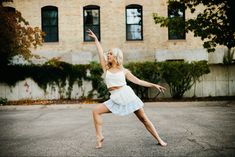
[0,101,234,157]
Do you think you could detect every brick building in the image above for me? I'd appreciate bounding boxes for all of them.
[3,0,226,64]
[1,0,234,100]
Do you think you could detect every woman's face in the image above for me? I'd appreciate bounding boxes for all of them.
[107,50,116,63]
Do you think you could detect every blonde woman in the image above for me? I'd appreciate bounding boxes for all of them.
[87,29,167,149]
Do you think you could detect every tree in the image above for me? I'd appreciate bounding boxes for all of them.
[153,0,235,54]
[0,0,45,66]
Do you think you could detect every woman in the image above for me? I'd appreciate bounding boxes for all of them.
[87,29,167,149]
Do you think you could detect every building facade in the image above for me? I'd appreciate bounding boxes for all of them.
[4,0,227,64]
[1,0,234,101]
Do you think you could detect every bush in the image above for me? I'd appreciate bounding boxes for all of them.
[223,48,235,65]
[0,60,210,100]
[159,60,210,98]
[0,97,7,105]
[87,61,109,100]
[125,61,161,99]
[125,61,210,99]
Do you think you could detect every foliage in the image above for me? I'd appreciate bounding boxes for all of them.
[0,0,45,66]
[0,60,210,100]
[0,97,8,105]
[153,0,235,52]
[0,60,88,99]
[160,60,210,98]
[125,61,161,99]
[223,48,235,65]
[87,61,109,100]
[87,61,209,99]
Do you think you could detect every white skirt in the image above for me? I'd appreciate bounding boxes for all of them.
[104,85,144,116]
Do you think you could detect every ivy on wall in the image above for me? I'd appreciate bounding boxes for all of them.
[0,60,88,99]
[0,60,210,100]
[87,61,109,100]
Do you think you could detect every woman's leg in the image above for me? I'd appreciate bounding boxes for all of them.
[134,108,167,146]
[92,103,111,148]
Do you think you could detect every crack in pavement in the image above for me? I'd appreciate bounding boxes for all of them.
[187,138,206,149]
[186,137,235,156]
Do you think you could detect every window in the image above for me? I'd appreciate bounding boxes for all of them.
[168,2,185,40]
[41,6,58,42]
[4,7,16,13]
[83,5,100,41]
[126,4,143,40]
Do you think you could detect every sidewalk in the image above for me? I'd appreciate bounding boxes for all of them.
[0,101,234,156]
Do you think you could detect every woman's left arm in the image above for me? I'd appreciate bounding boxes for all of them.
[125,69,166,93]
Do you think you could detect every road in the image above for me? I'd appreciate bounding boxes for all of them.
[0,101,234,157]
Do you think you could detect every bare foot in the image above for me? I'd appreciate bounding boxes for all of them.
[95,137,104,149]
[158,141,167,147]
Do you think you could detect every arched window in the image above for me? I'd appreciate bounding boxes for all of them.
[41,6,58,42]
[168,2,185,40]
[126,4,143,40]
[83,5,100,41]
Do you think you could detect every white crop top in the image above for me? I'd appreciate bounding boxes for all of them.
[104,69,127,88]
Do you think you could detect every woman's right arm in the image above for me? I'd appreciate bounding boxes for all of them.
[87,29,107,72]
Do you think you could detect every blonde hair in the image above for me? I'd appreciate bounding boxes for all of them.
[105,48,123,69]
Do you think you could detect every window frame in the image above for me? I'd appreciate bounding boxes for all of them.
[125,4,143,41]
[167,2,186,40]
[41,6,59,42]
[83,5,101,42]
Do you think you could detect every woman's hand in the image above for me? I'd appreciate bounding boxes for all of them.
[87,29,97,40]
[154,84,166,93]
[86,29,106,72]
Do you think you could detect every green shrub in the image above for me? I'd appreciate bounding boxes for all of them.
[0,60,210,100]
[223,48,235,65]
[0,97,7,105]
[159,60,210,98]
[125,61,161,99]
[87,61,109,100]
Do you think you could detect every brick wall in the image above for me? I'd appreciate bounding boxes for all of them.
[7,0,225,64]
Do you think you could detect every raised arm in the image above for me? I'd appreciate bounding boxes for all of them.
[87,29,107,72]
[125,69,166,93]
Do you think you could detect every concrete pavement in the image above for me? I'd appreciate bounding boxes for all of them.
[0,101,235,157]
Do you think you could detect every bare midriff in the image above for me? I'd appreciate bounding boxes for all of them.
[108,86,123,91]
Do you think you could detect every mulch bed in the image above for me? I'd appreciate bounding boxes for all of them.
[1,96,234,106]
